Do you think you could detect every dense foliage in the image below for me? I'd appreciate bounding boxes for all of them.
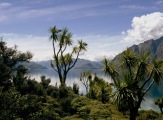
[103,49,163,120]
[0,40,122,120]
[0,33,163,119]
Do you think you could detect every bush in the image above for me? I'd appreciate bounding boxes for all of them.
[59,86,68,98]
[73,82,79,94]
[138,110,159,120]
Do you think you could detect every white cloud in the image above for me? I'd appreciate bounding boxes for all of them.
[155,0,163,5]
[120,5,146,10]
[0,1,120,22]
[1,33,128,61]
[73,34,128,61]
[123,12,163,44]
[17,1,112,19]
[18,8,56,18]
[2,33,52,61]
[0,2,11,8]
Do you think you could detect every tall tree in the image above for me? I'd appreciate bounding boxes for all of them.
[49,26,87,86]
[80,71,92,94]
[102,49,163,120]
[0,40,32,91]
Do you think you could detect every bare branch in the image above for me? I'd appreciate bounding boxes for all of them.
[140,68,153,90]
[142,79,154,97]
[68,49,80,70]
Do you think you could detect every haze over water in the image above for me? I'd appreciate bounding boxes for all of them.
[28,68,163,112]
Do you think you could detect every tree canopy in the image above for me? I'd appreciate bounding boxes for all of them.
[0,40,32,91]
[103,49,163,120]
[49,26,87,86]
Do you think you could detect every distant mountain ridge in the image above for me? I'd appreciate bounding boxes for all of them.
[36,58,103,70]
[25,37,163,70]
[20,62,47,70]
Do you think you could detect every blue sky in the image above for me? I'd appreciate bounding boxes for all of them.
[0,0,163,61]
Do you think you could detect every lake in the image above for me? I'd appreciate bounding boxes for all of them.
[28,68,163,112]
[28,68,109,94]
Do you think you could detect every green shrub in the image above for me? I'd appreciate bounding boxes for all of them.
[138,110,159,120]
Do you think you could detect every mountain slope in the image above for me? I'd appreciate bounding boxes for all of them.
[112,36,163,98]
[130,36,163,59]
[113,36,163,62]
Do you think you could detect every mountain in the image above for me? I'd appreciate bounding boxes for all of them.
[36,58,103,70]
[21,62,47,70]
[112,36,163,98]
[130,36,163,59]
[36,60,52,69]
[113,36,163,62]
[33,37,163,70]
[74,59,102,69]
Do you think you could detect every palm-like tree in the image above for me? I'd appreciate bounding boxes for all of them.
[102,49,163,120]
[49,26,61,42]
[80,71,92,94]
[49,26,87,86]
[85,74,112,103]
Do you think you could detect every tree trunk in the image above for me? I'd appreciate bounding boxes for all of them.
[58,71,67,87]
[129,95,144,120]
[62,71,67,87]
[60,80,66,87]
[60,76,66,87]
[58,71,63,84]
[160,107,163,114]
[86,86,88,94]
[130,108,138,120]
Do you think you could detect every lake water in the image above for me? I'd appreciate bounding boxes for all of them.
[28,68,109,94]
[28,68,163,112]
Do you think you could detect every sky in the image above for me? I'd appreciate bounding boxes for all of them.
[0,0,163,61]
